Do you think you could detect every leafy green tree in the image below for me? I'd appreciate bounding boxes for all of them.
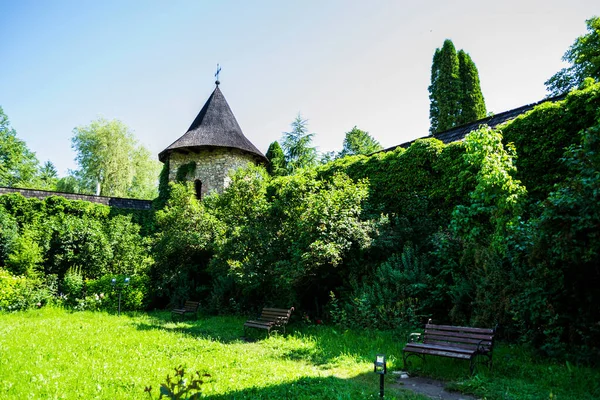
[429,40,460,134]
[0,106,40,187]
[545,16,600,96]
[457,50,487,125]
[265,141,287,176]
[281,114,318,173]
[71,117,160,198]
[339,126,383,157]
[55,175,83,194]
[128,146,160,199]
[152,182,221,306]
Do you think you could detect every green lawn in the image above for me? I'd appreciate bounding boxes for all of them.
[0,308,598,399]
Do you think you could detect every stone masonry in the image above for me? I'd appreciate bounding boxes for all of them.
[167,148,258,196]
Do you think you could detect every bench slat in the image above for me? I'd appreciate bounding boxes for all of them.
[404,346,473,360]
[405,342,475,354]
[262,308,292,313]
[425,333,493,345]
[426,324,494,334]
[423,340,490,351]
[424,330,493,341]
[424,337,493,348]
[244,322,273,329]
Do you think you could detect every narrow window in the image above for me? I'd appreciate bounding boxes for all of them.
[194,180,202,200]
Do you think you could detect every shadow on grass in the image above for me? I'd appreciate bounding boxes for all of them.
[132,311,248,344]
[202,372,427,400]
[276,325,408,368]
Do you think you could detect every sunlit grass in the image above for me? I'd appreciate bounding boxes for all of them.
[1,308,599,399]
[0,308,418,399]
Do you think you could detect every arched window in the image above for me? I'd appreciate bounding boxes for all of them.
[194,180,202,200]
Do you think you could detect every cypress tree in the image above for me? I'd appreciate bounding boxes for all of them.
[457,50,487,125]
[429,40,486,135]
[429,39,460,134]
[265,141,287,176]
[428,49,441,135]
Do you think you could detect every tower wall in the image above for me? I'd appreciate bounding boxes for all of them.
[167,148,258,196]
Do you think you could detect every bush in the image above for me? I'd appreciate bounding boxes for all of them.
[328,245,425,329]
[86,274,150,312]
[0,206,18,266]
[0,268,56,311]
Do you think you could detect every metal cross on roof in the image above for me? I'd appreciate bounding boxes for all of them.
[215,64,222,85]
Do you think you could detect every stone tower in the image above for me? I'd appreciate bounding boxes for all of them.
[158,82,267,198]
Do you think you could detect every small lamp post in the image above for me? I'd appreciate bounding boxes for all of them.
[111,277,130,316]
[374,354,387,398]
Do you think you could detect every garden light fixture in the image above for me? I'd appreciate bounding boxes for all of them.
[374,354,386,398]
[111,277,130,316]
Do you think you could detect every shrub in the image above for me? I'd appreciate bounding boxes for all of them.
[0,206,18,266]
[86,274,150,312]
[328,245,425,329]
[0,268,55,311]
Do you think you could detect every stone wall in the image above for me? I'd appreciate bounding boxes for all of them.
[0,187,152,210]
[167,148,259,196]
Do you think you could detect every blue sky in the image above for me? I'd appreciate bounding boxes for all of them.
[1,0,599,175]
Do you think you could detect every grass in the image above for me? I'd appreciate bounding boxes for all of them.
[0,308,599,399]
[0,308,420,399]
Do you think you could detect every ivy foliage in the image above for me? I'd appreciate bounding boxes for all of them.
[1,83,600,361]
[151,182,221,307]
[0,193,153,311]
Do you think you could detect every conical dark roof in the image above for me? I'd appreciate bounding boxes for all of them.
[159,86,267,163]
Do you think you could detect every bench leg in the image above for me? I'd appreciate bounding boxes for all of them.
[403,352,424,370]
[470,353,493,376]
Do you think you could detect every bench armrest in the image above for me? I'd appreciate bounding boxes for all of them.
[407,333,422,343]
[476,339,492,354]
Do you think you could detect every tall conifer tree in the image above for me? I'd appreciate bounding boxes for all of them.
[265,141,287,176]
[429,40,486,135]
[429,39,460,134]
[457,50,487,125]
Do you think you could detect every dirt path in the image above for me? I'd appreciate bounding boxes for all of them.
[391,375,479,400]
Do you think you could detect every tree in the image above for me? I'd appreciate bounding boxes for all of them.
[281,114,317,173]
[55,175,83,194]
[545,16,600,96]
[0,106,40,187]
[457,50,487,125]
[429,40,460,134]
[429,40,487,134]
[128,146,160,199]
[265,141,287,176]
[338,126,383,157]
[38,161,58,190]
[71,118,160,199]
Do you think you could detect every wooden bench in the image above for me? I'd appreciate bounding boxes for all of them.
[171,300,200,321]
[403,319,496,375]
[243,307,294,337]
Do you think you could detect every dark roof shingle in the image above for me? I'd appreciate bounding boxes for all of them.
[159,86,267,163]
[381,94,566,153]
